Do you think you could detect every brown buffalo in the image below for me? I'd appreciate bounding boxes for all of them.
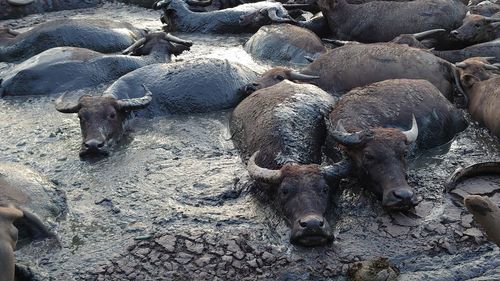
[0,205,22,281]
[231,80,349,246]
[327,79,467,210]
[455,57,500,137]
[317,0,466,43]
[55,86,153,157]
[450,14,500,44]
[246,43,464,100]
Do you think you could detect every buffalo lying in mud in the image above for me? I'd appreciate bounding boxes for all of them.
[433,39,500,63]
[0,19,147,62]
[317,0,467,43]
[455,57,500,137]
[154,0,296,33]
[55,58,257,157]
[327,79,467,210]
[0,32,192,96]
[464,195,500,247]
[244,23,327,65]
[0,0,102,20]
[0,204,22,281]
[231,80,350,246]
[247,43,464,100]
[450,14,500,45]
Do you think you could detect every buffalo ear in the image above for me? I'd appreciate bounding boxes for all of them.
[54,92,81,114]
[461,74,479,88]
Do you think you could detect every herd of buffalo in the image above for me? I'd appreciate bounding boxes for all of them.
[1,0,500,279]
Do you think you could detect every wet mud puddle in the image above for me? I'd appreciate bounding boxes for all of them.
[0,3,499,281]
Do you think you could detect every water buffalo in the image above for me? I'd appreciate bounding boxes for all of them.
[449,14,500,44]
[0,32,192,96]
[154,0,296,33]
[247,43,464,100]
[455,57,500,137]
[317,0,467,43]
[464,195,500,247]
[0,205,22,281]
[433,39,500,63]
[55,58,257,157]
[244,23,326,65]
[469,1,500,17]
[0,0,102,20]
[327,79,467,210]
[0,19,147,62]
[231,80,350,246]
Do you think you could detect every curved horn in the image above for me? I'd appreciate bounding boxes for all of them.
[186,0,212,7]
[455,62,467,68]
[484,64,500,70]
[164,33,193,46]
[412,29,446,40]
[247,151,283,184]
[122,38,147,55]
[330,120,373,146]
[116,84,153,111]
[484,17,500,23]
[288,71,320,81]
[321,158,352,181]
[402,115,418,144]
[54,92,81,113]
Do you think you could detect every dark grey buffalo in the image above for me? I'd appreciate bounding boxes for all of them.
[449,14,500,44]
[0,32,192,96]
[317,0,467,43]
[433,39,500,63]
[231,80,350,246]
[244,23,326,64]
[327,79,468,210]
[0,19,147,62]
[154,0,296,33]
[247,43,463,100]
[55,58,257,157]
[0,0,102,20]
[469,1,500,17]
[455,57,500,137]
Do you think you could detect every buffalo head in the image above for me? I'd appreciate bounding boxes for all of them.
[450,14,500,43]
[243,67,319,94]
[55,85,152,158]
[455,57,500,89]
[329,116,419,211]
[122,31,192,58]
[247,150,350,247]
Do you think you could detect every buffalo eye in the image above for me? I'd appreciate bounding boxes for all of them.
[109,112,116,120]
[322,186,328,194]
[276,75,285,81]
[475,23,481,28]
[364,153,375,161]
[281,187,289,196]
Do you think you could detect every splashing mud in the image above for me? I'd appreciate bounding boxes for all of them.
[1,3,499,280]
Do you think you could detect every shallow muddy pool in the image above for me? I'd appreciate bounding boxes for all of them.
[1,3,499,280]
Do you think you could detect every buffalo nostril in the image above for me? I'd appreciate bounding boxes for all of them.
[298,215,325,230]
[84,140,105,149]
[97,142,104,148]
[299,220,307,228]
[252,82,259,87]
[393,189,414,200]
[450,30,459,37]
[319,220,324,227]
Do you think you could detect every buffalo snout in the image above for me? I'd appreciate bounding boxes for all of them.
[383,186,418,211]
[290,214,333,247]
[80,139,109,158]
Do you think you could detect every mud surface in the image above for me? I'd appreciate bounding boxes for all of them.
[1,3,500,280]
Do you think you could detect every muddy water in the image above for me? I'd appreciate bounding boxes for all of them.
[1,3,500,280]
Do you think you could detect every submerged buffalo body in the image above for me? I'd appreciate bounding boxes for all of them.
[0,32,192,96]
[155,0,295,33]
[327,79,467,210]
[231,80,350,246]
[249,43,462,99]
[318,0,466,43]
[0,0,102,20]
[456,58,500,137]
[55,58,257,157]
[0,205,21,281]
[244,23,327,64]
[0,19,147,62]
